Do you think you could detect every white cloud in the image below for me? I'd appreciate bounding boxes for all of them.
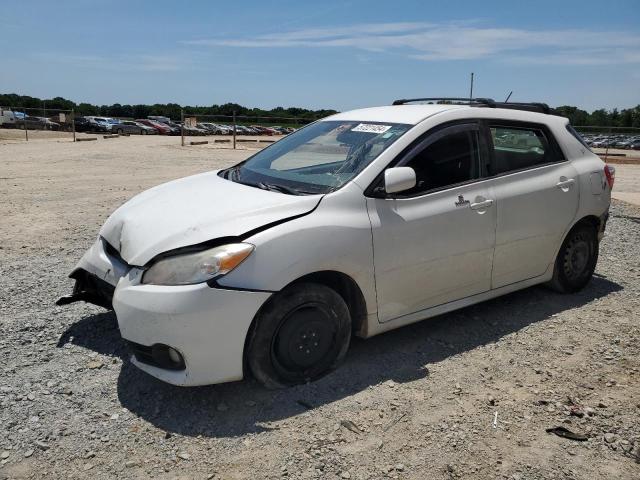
[33,53,187,72]
[183,22,640,65]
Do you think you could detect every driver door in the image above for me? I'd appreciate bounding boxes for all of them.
[366,122,497,322]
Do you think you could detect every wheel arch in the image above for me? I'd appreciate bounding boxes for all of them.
[241,270,368,377]
[556,214,602,257]
[572,214,600,232]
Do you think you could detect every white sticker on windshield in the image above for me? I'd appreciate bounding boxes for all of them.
[351,123,392,134]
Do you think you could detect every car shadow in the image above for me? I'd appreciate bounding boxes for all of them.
[57,275,622,438]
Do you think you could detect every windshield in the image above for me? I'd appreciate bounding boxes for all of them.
[221,120,411,194]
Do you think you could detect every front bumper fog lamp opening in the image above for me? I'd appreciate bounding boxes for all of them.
[128,342,186,371]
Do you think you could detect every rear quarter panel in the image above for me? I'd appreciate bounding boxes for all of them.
[551,121,611,225]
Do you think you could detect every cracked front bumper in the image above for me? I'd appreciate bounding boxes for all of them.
[59,237,273,386]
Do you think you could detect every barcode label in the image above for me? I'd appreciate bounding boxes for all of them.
[351,124,392,134]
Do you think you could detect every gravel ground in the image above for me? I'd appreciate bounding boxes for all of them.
[1,137,639,479]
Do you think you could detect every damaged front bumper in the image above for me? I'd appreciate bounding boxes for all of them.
[56,237,129,309]
[57,237,273,386]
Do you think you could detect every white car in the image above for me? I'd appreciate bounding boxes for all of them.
[58,98,614,388]
[0,107,17,127]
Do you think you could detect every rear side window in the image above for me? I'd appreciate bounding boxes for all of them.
[488,126,558,175]
[566,125,592,150]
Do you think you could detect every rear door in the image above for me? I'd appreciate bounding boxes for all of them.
[486,121,579,288]
[367,122,497,322]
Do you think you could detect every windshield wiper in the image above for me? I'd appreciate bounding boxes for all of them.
[256,182,308,195]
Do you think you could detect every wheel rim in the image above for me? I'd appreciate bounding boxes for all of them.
[563,233,591,280]
[272,303,337,375]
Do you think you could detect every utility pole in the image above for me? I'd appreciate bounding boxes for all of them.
[181,108,185,147]
[469,72,474,101]
[71,108,76,142]
[232,110,237,150]
[23,107,28,141]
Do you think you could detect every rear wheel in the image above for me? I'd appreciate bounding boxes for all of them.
[116,128,124,135]
[247,283,351,388]
[141,129,147,135]
[548,223,598,293]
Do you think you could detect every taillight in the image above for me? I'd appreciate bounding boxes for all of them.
[604,165,615,190]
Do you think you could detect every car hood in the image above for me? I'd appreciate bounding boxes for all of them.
[99,170,322,266]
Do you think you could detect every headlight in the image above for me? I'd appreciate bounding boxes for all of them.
[142,243,254,285]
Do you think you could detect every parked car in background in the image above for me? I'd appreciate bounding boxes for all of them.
[148,115,172,124]
[136,119,172,135]
[197,122,229,134]
[157,119,188,135]
[196,123,217,134]
[175,121,208,136]
[0,108,17,128]
[73,116,93,132]
[107,118,122,130]
[15,116,61,130]
[112,120,157,135]
[249,125,266,134]
[151,119,181,135]
[250,125,277,136]
[85,117,113,132]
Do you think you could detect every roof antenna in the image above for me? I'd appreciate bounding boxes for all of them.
[505,91,513,103]
[469,72,474,101]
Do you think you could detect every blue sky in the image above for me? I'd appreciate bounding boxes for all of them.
[1,0,639,111]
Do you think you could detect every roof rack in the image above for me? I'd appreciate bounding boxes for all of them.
[391,97,553,115]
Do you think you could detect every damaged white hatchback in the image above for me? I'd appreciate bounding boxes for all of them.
[59,98,613,388]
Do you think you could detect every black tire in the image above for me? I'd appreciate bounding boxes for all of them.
[116,128,124,135]
[247,282,351,388]
[547,223,598,293]
[141,129,147,135]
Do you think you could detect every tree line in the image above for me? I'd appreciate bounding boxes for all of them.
[554,105,640,128]
[0,93,337,122]
[1,93,639,127]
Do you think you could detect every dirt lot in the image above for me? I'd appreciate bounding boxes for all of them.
[1,136,639,480]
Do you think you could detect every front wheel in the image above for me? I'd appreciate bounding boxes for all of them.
[247,283,351,388]
[547,223,598,293]
[141,129,147,135]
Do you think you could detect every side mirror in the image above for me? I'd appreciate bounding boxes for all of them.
[384,167,416,194]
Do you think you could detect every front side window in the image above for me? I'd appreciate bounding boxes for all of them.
[397,127,480,196]
[489,126,557,175]
[221,120,412,194]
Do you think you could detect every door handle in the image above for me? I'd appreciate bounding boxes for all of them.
[470,199,494,210]
[556,178,575,190]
